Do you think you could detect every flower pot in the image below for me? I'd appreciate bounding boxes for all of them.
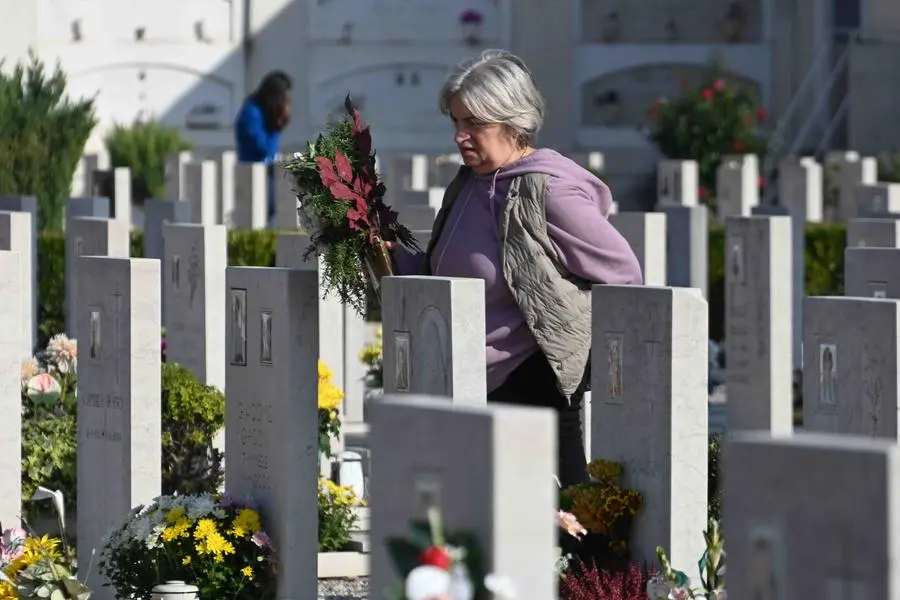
[152,580,199,600]
[363,240,394,297]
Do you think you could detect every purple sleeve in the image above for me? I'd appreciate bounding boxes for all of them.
[392,245,425,275]
[544,180,643,285]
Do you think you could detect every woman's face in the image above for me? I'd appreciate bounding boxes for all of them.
[449,96,518,174]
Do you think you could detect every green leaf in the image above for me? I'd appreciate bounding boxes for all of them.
[385,537,424,577]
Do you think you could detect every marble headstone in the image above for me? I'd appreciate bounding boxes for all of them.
[608,212,667,286]
[381,276,486,404]
[0,212,34,355]
[184,160,218,226]
[847,218,900,248]
[844,248,900,299]
[0,251,22,529]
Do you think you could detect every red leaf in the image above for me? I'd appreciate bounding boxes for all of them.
[353,177,372,199]
[334,151,353,183]
[329,181,361,202]
[355,128,372,156]
[316,156,340,187]
[351,109,363,134]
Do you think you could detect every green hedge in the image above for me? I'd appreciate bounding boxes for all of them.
[36,229,277,348]
[36,224,848,347]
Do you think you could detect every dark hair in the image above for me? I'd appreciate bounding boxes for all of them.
[251,70,292,133]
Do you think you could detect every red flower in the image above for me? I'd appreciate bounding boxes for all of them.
[713,78,726,92]
[733,141,745,152]
[758,176,766,188]
[419,546,452,570]
[756,107,768,122]
[699,185,709,199]
[701,88,714,101]
[742,114,754,125]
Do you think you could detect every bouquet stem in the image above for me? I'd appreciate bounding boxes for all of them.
[363,240,395,297]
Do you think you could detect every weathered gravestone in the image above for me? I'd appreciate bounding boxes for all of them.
[143,199,193,260]
[724,431,900,599]
[183,160,218,226]
[234,162,268,229]
[656,159,698,207]
[847,218,900,248]
[76,256,161,600]
[163,223,227,389]
[844,248,900,298]
[66,197,110,221]
[803,296,899,439]
[274,233,348,444]
[370,395,556,599]
[0,198,38,344]
[395,205,439,231]
[0,251,22,530]
[65,217,130,336]
[659,205,707,296]
[90,168,132,227]
[274,162,298,229]
[716,154,759,219]
[224,267,318,599]
[725,216,794,433]
[591,285,707,575]
[381,276,486,403]
[854,182,900,218]
[165,151,194,201]
[778,156,823,222]
[608,213,666,286]
[0,212,34,356]
[216,150,237,226]
[825,151,877,221]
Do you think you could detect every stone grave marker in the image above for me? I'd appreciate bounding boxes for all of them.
[163,223,227,389]
[370,395,557,599]
[143,199,193,260]
[224,267,318,599]
[274,162,298,229]
[66,197,110,221]
[76,256,161,599]
[216,150,237,226]
[608,212,667,286]
[844,248,900,298]
[394,188,445,210]
[591,285,707,573]
[656,159,698,207]
[778,157,823,222]
[724,431,900,599]
[234,162,268,229]
[716,154,759,219]
[659,205,707,296]
[825,151,877,221]
[0,212,34,355]
[854,182,900,218]
[0,251,22,529]
[396,205,438,231]
[0,197,38,337]
[381,276,486,403]
[183,160,218,226]
[803,296,899,438]
[275,233,348,443]
[91,168,132,227]
[165,151,194,201]
[847,218,900,248]
[77,152,110,198]
[725,217,793,432]
[65,217,130,336]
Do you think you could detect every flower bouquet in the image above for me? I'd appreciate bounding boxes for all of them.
[385,507,515,600]
[99,493,277,600]
[282,95,420,315]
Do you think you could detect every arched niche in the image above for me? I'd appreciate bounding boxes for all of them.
[580,64,761,128]
[307,0,506,45]
[67,63,238,129]
[580,0,762,44]
[311,63,452,133]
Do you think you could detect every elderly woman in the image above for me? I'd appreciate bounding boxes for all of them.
[395,50,642,487]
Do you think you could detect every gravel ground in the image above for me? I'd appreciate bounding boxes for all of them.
[319,578,369,600]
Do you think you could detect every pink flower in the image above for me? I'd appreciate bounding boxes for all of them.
[557,510,587,539]
[713,78,726,92]
[251,531,271,548]
[25,372,61,406]
[0,527,26,562]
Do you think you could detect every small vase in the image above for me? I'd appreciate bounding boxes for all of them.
[151,580,199,600]
[363,240,394,297]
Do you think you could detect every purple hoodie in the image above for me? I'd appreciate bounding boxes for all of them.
[397,148,642,392]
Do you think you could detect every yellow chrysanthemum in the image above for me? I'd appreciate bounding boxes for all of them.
[182,556,192,565]
[233,508,261,534]
[165,507,187,524]
[0,581,16,600]
[318,359,344,411]
[162,518,191,542]
[194,518,218,540]
[241,566,254,578]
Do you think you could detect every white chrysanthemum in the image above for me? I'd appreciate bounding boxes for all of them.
[404,566,450,600]
[45,334,77,373]
[187,494,216,519]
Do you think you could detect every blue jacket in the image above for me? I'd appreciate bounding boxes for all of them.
[234,98,281,164]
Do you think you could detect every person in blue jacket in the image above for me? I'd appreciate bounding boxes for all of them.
[234,70,293,226]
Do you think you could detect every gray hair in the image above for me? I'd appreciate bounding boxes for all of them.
[438,49,545,145]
